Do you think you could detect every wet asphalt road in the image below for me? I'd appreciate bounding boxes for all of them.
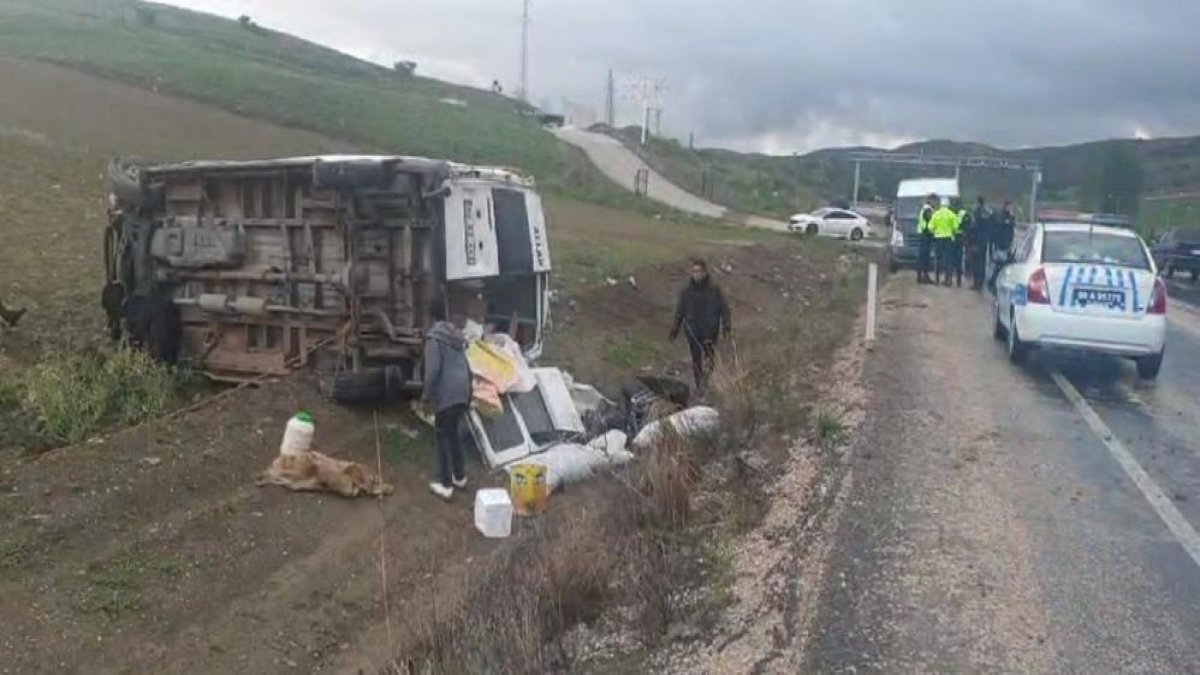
[805,275,1200,673]
[1167,276,1200,309]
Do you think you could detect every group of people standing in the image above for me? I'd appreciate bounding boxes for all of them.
[915,194,1016,291]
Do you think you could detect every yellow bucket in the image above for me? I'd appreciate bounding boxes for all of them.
[509,463,548,516]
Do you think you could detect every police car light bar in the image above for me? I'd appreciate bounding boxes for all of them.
[1036,210,1134,229]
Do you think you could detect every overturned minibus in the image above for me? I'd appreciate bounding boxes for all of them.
[102,155,552,402]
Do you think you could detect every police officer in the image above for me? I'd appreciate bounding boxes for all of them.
[930,199,959,286]
[970,196,993,290]
[987,200,1017,292]
[916,194,937,285]
[952,198,971,288]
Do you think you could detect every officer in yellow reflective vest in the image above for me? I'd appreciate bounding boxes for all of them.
[930,201,960,287]
[952,198,971,288]
[916,194,937,285]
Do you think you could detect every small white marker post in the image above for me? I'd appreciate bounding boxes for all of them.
[865,263,878,348]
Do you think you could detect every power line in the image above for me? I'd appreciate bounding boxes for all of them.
[625,75,666,144]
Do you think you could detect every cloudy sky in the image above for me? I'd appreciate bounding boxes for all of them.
[168,0,1200,154]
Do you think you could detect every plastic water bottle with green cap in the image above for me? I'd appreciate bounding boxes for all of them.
[280,411,315,457]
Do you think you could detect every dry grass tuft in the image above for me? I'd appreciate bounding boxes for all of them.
[639,431,700,530]
[394,507,621,675]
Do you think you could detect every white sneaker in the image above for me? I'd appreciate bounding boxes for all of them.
[428,482,454,500]
[452,475,468,489]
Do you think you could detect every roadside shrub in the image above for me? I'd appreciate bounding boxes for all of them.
[22,347,179,445]
[627,531,676,636]
[396,508,619,674]
[707,348,762,447]
[0,375,20,409]
[0,375,42,456]
[639,431,699,529]
[815,409,847,449]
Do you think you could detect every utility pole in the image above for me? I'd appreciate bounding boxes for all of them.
[792,152,800,208]
[852,160,862,210]
[1030,170,1041,224]
[629,76,665,145]
[604,69,615,127]
[519,0,530,103]
[653,108,663,136]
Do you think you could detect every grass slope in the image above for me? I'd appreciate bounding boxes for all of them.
[0,59,350,370]
[0,0,618,195]
[609,127,824,218]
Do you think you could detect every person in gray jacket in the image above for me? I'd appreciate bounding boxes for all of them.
[422,306,473,499]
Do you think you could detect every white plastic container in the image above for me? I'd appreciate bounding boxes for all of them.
[474,488,514,538]
[280,411,315,457]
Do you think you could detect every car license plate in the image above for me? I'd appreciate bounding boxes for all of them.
[1071,286,1126,310]
[1191,249,1200,256]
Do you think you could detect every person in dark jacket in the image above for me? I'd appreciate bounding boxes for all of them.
[970,196,993,291]
[996,200,1016,248]
[669,259,731,392]
[0,300,25,328]
[422,306,473,500]
[987,200,1017,293]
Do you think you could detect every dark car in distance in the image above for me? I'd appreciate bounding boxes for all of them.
[1151,228,1200,281]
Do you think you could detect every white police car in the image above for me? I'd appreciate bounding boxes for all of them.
[993,221,1167,379]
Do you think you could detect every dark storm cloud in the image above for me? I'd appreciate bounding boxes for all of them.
[171,0,1200,152]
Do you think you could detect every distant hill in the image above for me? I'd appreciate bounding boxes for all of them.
[842,136,1200,201]
[610,127,1200,226]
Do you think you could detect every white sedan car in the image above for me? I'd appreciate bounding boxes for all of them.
[993,222,1167,379]
[788,208,872,241]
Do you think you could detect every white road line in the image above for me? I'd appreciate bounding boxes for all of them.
[1051,371,1200,569]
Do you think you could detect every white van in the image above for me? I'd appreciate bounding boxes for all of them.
[888,177,959,271]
